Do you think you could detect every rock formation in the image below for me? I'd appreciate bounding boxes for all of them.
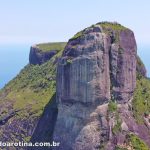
[29,45,57,65]
[29,42,66,65]
[136,55,147,77]
[56,22,137,105]
[52,22,147,150]
[0,22,150,150]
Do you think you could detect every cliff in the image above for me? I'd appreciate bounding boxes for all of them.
[52,22,150,150]
[0,22,150,150]
[56,22,137,104]
[29,42,66,65]
[136,55,147,77]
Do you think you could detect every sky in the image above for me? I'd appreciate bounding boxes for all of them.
[0,0,150,46]
[0,0,149,78]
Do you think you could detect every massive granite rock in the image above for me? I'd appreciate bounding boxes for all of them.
[53,22,137,150]
[57,25,111,105]
[109,29,137,102]
[56,22,137,105]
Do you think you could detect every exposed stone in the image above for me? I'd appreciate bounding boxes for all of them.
[109,29,137,103]
[118,103,150,147]
[136,55,147,77]
[53,22,137,150]
[121,122,128,132]
[29,45,57,65]
[1,22,149,150]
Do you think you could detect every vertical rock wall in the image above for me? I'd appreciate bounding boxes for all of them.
[53,23,137,150]
[29,46,57,65]
[110,29,137,103]
[56,26,111,105]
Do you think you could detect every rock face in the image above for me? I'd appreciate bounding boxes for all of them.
[136,55,147,77]
[57,25,111,105]
[53,22,137,150]
[110,29,137,102]
[29,45,57,65]
[56,23,137,105]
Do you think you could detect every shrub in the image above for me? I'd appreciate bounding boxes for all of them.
[132,77,150,124]
[127,134,149,150]
[108,101,117,112]
[66,58,72,64]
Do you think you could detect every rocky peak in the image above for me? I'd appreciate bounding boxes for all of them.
[53,22,137,150]
[57,22,137,104]
[136,55,147,77]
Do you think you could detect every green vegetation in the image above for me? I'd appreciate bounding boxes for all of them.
[70,22,127,41]
[137,55,145,68]
[0,42,65,118]
[36,42,66,52]
[0,42,66,144]
[127,134,149,150]
[66,58,73,64]
[70,30,84,40]
[97,22,128,43]
[70,24,96,40]
[108,100,122,135]
[115,147,128,150]
[132,76,150,124]
[97,22,127,31]
[136,55,146,76]
[3,60,55,116]
[108,101,117,112]
[112,113,122,134]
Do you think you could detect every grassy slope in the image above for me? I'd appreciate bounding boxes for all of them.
[36,42,66,52]
[116,134,149,150]
[0,42,66,145]
[0,42,65,119]
[132,75,150,124]
[97,21,127,31]
[70,22,127,41]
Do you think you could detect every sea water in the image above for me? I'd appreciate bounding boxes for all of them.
[0,44,30,89]
[0,44,149,89]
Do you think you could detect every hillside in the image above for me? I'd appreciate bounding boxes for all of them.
[0,42,66,149]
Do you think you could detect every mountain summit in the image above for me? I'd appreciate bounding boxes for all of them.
[0,22,150,150]
[52,22,149,150]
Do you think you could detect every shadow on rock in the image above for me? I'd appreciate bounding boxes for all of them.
[28,93,58,150]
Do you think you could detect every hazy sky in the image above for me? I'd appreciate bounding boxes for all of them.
[0,0,150,46]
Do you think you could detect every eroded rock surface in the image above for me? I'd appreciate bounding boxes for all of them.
[29,46,57,65]
[136,55,147,77]
[53,22,137,150]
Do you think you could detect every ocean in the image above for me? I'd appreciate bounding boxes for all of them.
[0,44,149,89]
[0,44,30,89]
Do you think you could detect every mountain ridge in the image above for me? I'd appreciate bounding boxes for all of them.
[0,22,150,150]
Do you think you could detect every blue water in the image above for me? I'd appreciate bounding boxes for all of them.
[0,44,30,89]
[0,44,149,89]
